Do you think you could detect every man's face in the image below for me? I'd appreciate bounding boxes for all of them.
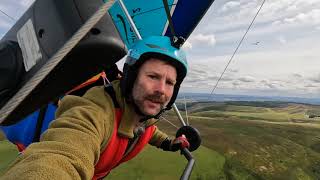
[132,58,177,116]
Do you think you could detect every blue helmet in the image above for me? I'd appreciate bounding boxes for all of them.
[121,35,188,109]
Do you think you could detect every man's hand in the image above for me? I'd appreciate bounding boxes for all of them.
[160,135,190,152]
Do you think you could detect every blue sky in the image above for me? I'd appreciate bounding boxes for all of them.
[1,0,320,98]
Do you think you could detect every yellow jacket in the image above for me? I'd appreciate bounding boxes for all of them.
[2,80,168,179]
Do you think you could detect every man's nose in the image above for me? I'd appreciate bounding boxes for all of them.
[155,79,166,94]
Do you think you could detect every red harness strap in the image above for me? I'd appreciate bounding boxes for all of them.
[93,109,156,179]
[15,142,26,152]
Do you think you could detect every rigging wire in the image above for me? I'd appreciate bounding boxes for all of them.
[162,0,176,36]
[210,0,267,95]
[0,9,16,21]
[160,116,179,129]
[184,96,189,125]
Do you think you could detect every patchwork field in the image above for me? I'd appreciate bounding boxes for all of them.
[1,101,320,179]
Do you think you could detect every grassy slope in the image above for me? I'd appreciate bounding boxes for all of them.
[193,117,320,179]
[108,145,226,180]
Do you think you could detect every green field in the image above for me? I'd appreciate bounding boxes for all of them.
[1,101,320,179]
[188,102,315,123]
[108,145,226,180]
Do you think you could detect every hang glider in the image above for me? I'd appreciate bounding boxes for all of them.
[0,0,214,125]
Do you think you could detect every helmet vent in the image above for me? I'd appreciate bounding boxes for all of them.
[146,44,168,51]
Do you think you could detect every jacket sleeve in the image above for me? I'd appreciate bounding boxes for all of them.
[2,93,114,180]
[148,126,170,147]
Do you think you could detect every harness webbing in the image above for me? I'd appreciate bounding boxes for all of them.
[104,85,120,108]
[32,104,48,142]
[104,84,144,158]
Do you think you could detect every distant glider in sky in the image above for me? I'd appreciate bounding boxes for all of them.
[252,41,260,45]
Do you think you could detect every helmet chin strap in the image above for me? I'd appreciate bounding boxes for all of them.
[139,108,169,122]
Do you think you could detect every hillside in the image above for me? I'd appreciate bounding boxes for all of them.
[175,101,320,123]
[159,101,320,179]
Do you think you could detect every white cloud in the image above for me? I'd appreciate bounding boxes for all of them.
[309,74,320,83]
[220,1,241,12]
[305,84,318,88]
[221,76,234,82]
[238,76,255,83]
[286,4,298,12]
[199,0,320,36]
[292,73,303,78]
[227,68,239,74]
[279,9,320,26]
[188,33,216,47]
[265,83,277,89]
[232,81,241,86]
[277,36,287,44]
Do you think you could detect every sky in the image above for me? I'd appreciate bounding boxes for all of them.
[0,0,320,98]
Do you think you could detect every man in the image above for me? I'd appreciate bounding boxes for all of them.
[2,35,189,179]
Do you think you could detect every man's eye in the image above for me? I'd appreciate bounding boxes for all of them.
[148,75,157,79]
[166,81,175,86]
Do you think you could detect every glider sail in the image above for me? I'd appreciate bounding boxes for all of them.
[108,0,214,48]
